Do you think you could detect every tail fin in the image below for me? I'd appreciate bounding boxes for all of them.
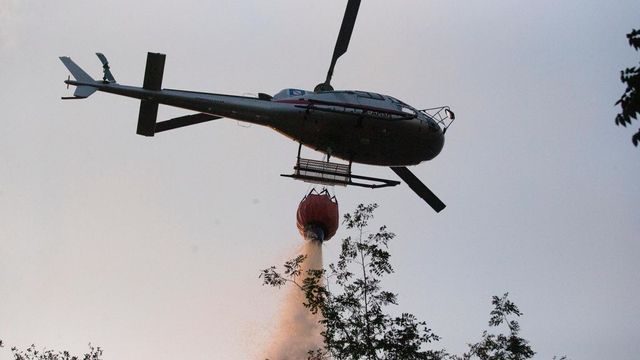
[59,56,98,98]
[59,56,94,82]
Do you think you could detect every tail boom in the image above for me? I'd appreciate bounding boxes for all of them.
[60,52,282,134]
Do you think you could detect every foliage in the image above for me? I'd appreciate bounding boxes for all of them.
[262,203,443,360]
[262,204,541,360]
[615,29,640,147]
[3,343,103,360]
[453,293,534,360]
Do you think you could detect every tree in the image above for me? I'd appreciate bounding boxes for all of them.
[262,203,442,360]
[262,204,540,360]
[615,29,640,147]
[1,343,103,360]
[455,293,534,360]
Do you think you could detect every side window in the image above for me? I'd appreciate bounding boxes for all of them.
[368,92,384,100]
[388,96,401,105]
[355,91,384,101]
[388,96,416,115]
[289,89,306,97]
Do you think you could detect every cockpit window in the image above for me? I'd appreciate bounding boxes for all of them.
[273,88,307,99]
[288,89,306,97]
[387,96,416,115]
[355,91,385,100]
[401,107,416,115]
[387,96,405,106]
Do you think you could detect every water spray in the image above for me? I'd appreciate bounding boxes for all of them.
[263,188,339,359]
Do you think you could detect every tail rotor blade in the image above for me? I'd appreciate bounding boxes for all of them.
[390,166,446,212]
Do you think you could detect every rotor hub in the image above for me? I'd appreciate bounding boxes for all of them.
[314,83,334,92]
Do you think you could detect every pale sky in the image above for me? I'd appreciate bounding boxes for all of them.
[1,1,639,359]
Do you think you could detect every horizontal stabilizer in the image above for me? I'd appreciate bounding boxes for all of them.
[136,52,166,136]
[142,52,165,91]
[137,100,159,136]
[390,166,446,212]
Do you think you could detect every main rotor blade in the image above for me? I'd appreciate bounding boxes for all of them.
[324,0,361,87]
[390,166,446,213]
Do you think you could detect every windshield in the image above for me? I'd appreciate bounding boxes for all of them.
[387,96,416,115]
[355,91,385,100]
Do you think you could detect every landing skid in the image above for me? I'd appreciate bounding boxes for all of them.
[281,145,399,189]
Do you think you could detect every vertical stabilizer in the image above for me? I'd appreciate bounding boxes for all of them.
[59,56,98,98]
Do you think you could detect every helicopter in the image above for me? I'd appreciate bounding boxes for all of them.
[59,0,455,212]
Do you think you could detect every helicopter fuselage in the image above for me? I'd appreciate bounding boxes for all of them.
[269,89,445,166]
[67,80,445,166]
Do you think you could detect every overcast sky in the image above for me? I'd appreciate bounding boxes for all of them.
[1,1,639,359]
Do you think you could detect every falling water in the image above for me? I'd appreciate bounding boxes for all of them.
[263,239,324,360]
